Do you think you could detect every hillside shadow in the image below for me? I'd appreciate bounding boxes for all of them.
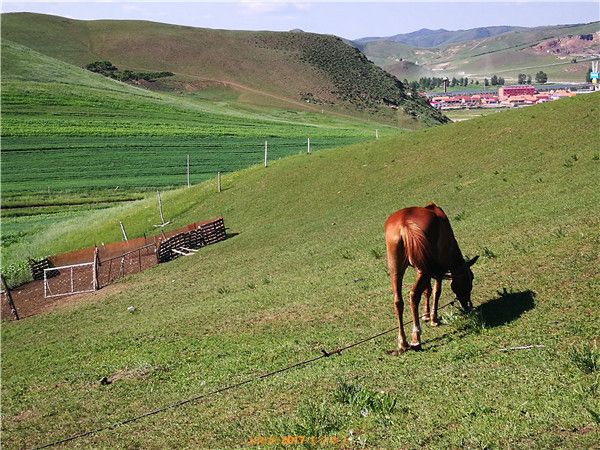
[477,288,536,328]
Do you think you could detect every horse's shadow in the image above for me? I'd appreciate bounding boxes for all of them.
[424,288,536,350]
[477,288,536,328]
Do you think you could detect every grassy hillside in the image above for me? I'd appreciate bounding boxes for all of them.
[1,12,446,125]
[2,94,598,448]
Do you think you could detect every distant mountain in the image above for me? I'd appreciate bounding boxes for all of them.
[356,26,525,48]
[357,22,600,83]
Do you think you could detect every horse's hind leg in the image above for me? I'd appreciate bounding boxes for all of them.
[409,271,430,350]
[430,278,443,327]
[385,234,409,354]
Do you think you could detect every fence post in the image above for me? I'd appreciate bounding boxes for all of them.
[107,259,113,284]
[120,221,128,241]
[93,247,100,290]
[264,140,268,167]
[375,129,379,139]
[1,274,19,320]
[218,171,221,193]
[307,137,311,154]
[157,191,166,224]
[186,154,190,188]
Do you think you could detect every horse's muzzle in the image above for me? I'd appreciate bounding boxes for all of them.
[457,298,472,312]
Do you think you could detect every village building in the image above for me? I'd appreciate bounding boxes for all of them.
[498,85,537,100]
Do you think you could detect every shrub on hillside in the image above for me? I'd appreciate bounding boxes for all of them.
[85,61,173,82]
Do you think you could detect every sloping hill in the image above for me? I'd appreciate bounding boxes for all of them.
[1,12,446,125]
[2,94,598,448]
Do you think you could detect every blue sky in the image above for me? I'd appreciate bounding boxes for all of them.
[2,1,599,40]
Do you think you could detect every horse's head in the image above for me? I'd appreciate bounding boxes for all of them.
[450,256,479,312]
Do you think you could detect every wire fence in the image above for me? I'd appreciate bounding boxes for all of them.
[99,243,157,287]
[34,300,458,449]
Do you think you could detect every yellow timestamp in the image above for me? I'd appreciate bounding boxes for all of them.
[247,435,348,446]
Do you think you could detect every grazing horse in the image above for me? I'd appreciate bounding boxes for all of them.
[384,203,478,353]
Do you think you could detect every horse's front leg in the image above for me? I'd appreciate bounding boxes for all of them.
[430,278,443,327]
[409,272,430,350]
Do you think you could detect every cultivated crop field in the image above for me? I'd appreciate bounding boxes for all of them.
[1,136,369,195]
[2,94,598,448]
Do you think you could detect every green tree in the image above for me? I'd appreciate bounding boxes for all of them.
[517,73,527,84]
[484,78,490,87]
[491,75,499,85]
[526,75,532,84]
[85,61,118,77]
[535,71,548,84]
[498,77,505,85]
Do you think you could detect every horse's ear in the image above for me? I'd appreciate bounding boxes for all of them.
[467,255,479,267]
[443,272,452,280]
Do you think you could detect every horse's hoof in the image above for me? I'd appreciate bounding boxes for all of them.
[386,346,410,356]
[410,343,423,351]
[429,320,440,327]
[422,315,431,321]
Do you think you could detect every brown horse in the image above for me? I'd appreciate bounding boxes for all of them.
[384,203,478,353]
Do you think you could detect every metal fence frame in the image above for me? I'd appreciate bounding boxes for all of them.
[43,262,96,298]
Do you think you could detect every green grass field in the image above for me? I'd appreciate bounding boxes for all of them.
[444,108,508,122]
[2,94,598,448]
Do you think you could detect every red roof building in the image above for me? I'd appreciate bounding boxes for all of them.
[498,85,537,100]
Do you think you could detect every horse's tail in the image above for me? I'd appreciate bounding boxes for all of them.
[400,220,434,274]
